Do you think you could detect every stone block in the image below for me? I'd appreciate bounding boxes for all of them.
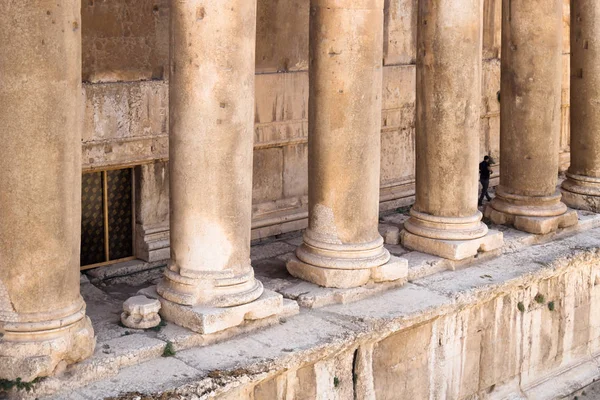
[482,0,502,59]
[400,229,504,261]
[372,322,434,399]
[158,289,285,335]
[383,0,417,65]
[82,0,169,82]
[287,255,408,288]
[561,189,600,213]
[379,224,401,245]
[486,208,578,235]
[252,148,284,203]
[282,144,308,198]
[83,81,169,169]
[121,295,161,329]
[256,0,309,73]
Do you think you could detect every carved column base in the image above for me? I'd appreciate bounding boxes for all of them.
[485,187,577,234]
[146,286,283,335]
[287,254,407,289]
[401,230,503,261]
[156,264,285,334]
[286,229,407,288]
[0,303,95,381]
[561,173,600,213]
[157,264,263,308]
[401,209,503,260]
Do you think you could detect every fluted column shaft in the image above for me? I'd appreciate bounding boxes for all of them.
[561,0,600,211]
[287,0,407,288]
[485,0,577,234]
[0,0,95,381]
[158,0,263,308]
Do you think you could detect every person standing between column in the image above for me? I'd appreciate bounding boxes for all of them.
[479,156,493,206]
[399,0,503,261]
[484,0,577,234]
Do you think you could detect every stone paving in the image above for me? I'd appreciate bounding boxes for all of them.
[7,210,599,399]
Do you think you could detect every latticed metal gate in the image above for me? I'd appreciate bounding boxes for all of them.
[80,168,135,269]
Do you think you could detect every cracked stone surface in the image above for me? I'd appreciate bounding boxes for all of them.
[17,212,600,399]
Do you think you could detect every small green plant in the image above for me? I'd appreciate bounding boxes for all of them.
[534,293,545,304]
[0,377,43,392]
[333,376,340,388]
[517,302,525,312]
[162,341,176,357]
[149,318,167,332]
[548,301,555,311]
[396,206,411,215]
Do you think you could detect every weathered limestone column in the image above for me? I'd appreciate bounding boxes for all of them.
[0,1,95,381]
[156,0,283,334]
[286,0,408,288]
[561,0,600,211]
[485,0,577,234]
[400,0,504,260]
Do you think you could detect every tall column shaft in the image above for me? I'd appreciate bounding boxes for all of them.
[287,0,407,288]
[0,1,95,380]
[485,0,577,234]
[401,0,503,260]
[561,0,600,211]
[157,0,263,308]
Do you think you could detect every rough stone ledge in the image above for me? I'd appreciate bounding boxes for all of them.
[22,223,600,399]
[252,212,600,310]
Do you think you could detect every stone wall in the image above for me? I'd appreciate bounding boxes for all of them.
[81,0,572,243]
[210,244,600,400]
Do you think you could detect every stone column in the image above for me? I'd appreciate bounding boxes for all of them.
[0,1,95,381]
[485,0,577,234]
[400,0,503,260]
[561,0,600,211]
[156,0,283,334]
[286,0,407,288]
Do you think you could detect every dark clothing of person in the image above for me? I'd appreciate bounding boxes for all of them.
[479,178,492,205]
[479,161,491,180]
[479,160,492,205]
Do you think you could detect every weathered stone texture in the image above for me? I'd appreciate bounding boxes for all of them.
[82,0,169,82]
[383,0,418,65]
[215,249,600,400]
[83,81,168,169]
[79,0,573,241]
[256,0,309,73]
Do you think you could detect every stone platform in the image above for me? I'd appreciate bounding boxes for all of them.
[5,211,600,399]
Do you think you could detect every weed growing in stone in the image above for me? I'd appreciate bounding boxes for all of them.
[333,377,340,388]
[163,341,176,357]
[149,318,167,332]
[548,301,555,311]
[534,293,545,304]
[517,302,525,312]
[0,377,43,393]
[396,206,411,215]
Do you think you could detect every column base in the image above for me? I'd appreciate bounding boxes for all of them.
[0,316,95,381]
[400,229,504,261]
[485,206,578,235]
[561,190,600,213]
[561,173,600,212]
[286,255,408,289]
[156,288,284,335]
